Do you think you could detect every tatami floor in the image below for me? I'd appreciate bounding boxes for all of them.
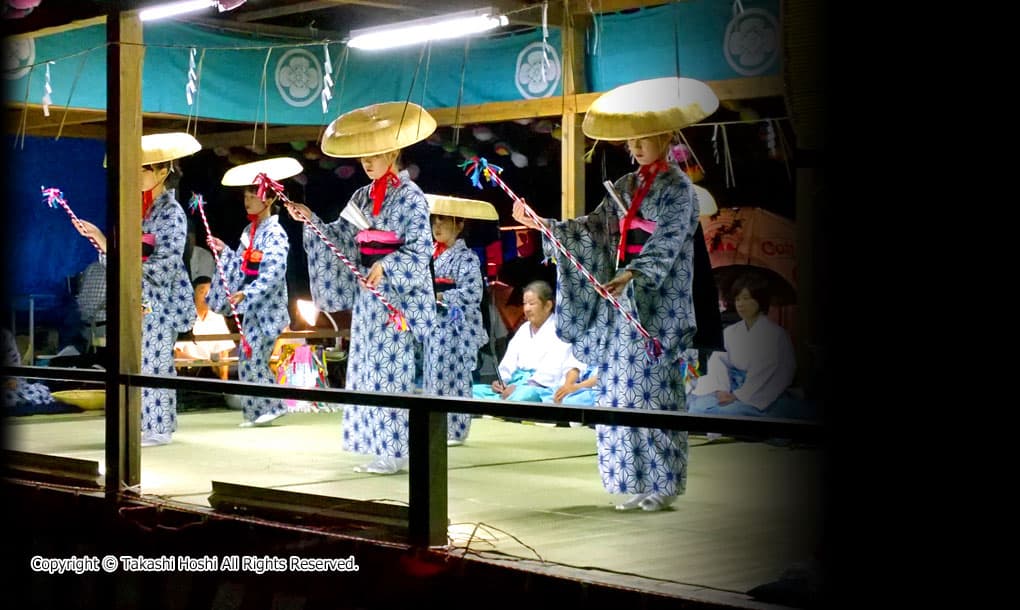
[5,404,824,607]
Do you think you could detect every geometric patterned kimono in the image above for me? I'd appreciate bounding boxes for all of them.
[208,214,290,423]
[544,163,698,499]
[428,238,487,442]
[132,190,196,443]
[303,170,436,462]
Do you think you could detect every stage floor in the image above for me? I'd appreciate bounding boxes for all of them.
[6,406,823,607]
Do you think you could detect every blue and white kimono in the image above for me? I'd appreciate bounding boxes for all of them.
[99,190,196,442]
[427,239,487,442]
[304,170,436,461]
[543,163,698,499]
[208,214,290,423]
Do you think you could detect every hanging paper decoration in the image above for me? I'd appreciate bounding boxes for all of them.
[292,173,308,186]
[41,61,53,117]
[334,165,356,179]
[188,193,252,359]
[551,125,562,140]
[303,148,322,161]
[764,120,777,159]
[213,146,230,157]
[458,157,664,362]
[493,142,511,156]
[513,118,533,125]
[510,151,528,168]
[41,186,104,255]
[318,157,339,170]
[541,0,550,82]
[320,43,334,114]
[458,145,477,160]
[441,141,458,154]
[472,125,494,141]
[185,47,198,106]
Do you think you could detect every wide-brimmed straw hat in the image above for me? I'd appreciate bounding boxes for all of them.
[321,101,437,158]
[221,157,304,186]
[141,132,202,165]
[582,77,719,141]
[692,184,717,217]
[426,194,499,221]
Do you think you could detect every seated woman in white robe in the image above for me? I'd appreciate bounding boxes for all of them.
[472,280,593,405]
[689,275,810,419]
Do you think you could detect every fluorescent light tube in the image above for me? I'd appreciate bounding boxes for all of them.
[139,0,217,22]
[348,7,509,50]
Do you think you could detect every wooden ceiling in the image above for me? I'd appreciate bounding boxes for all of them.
[5,1,783,147]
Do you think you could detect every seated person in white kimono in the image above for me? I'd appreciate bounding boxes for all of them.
[689,275,810,419]
[174,276,235,380]
[472,280,594,405]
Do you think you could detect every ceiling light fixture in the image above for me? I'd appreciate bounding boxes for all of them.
[347,7,509,51]
[139,0,246,22]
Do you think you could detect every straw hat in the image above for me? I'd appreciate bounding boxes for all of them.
[321,101,437,158]
[426,194,499,221]
[692,184,717,217]
[221,157,304,186]
[141,132,201,165]
[582,77,719,141]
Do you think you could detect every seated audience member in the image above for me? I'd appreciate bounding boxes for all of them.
[689,274,811,419]
[174,276,235,380]
[76,259,106,351]
[3,328,72,414]
[472,280,589,404]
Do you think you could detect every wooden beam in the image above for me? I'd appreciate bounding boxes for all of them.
[183,16,345,41]
[571,0,674,14]
[560,3,588,220]
[105,10,145,496]
[237,0,429,23]
[5,15,106,41]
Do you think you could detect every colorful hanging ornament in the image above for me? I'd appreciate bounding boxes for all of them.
[41,186,104,255]
[510,151,528,168]
[472,125,494,141]
[493,141,511,156]
[334,165,355,179]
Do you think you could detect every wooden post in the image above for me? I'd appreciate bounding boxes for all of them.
[105,8,144,497]
[408,406,448,546]
[560,2,588,220]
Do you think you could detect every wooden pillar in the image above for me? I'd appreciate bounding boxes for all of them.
[105,8,144,497]
[560,2,588,219]
[408,406,448,546]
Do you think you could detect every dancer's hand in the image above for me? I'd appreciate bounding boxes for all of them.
[364,262,384,289]
[285,202,313,222]
[74,219,107,253]
[604,270,634,297]
[511,199,546,231]
[206,236,227,253]
[228,291,246,306]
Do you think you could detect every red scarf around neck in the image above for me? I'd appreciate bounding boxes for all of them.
[433,241,449,259]
[617,160,668,263]
[369,170,400,216]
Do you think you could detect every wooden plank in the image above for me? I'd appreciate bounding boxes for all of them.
[5,15,105,41]
[183,16,346,41]
[236,0,429,22]
[105,10,145,495]
[560,5,588,220]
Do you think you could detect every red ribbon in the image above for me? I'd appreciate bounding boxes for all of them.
[432,241,448,259]
[254,172,284,201]
[617,160,667,263]
[369,170,399,216]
